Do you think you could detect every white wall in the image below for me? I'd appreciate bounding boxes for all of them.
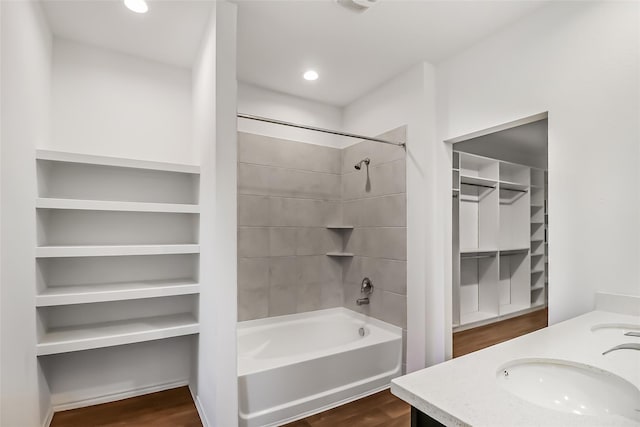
[343,63,446,370]
[238,82,348,148]
[49,38,194,164]
[1,1,52,425]
[194,2,239,426]
[437,1,640,324]
[37,36,198,415]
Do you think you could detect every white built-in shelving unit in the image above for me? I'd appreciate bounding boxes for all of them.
[452,151,548,331]
[35,150,201,356]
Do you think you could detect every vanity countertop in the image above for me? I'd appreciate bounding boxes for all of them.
[391,310,640,426]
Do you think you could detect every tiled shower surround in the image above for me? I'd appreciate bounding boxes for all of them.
[237,128,407,336]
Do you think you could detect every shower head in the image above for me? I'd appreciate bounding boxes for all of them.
[354,158,370,170]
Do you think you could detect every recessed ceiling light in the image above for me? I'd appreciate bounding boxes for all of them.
[124,0,148,14]
[303,70,319,81]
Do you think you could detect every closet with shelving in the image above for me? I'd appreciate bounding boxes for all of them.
[452,151,548,331]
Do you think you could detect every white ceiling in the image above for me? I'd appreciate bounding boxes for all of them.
[41,0,213,68]
[236,0,549,106]
[41,0,548,105]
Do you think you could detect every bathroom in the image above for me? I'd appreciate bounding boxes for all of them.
[1,1,639,427]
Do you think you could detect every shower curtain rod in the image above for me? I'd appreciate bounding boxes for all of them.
[237,113,406,148]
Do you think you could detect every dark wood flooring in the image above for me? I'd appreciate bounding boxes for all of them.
[453,307,548,358]
[282,390,410,427]
[50,308,547,426]
[50,386,202,427]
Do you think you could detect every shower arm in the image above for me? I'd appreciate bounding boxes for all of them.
[237,113,406,148]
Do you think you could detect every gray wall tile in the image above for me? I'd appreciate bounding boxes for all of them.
[345,228,407,260]
[238,195,270,226]
[238,227,269,258]
[237,131,407,328]
[269,227,297,257]
[269,198,341,227]
[238,257,269,292]
[342,159,405,201]
[269,282,297,317]
[269,256,299,285]
[381,291,407,328]
[238,289,268,321]
[239,132,341,174]
[343,194,406,227]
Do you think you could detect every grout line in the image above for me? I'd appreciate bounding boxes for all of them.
[238,161,342,176]
[342,192,407,202]
[238,192,342,202]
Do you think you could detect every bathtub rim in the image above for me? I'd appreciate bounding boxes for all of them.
[237,307,402,376]
[237,307,402,335]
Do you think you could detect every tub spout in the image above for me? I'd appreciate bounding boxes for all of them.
[356,297,369,305]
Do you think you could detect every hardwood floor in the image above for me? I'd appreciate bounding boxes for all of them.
[282,390,410,427]
[453,307,548,358]
[49,309,547,426]
[50,386,202,427]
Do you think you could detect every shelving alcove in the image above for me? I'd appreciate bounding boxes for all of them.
[35,149,201,408]
[452,151,548,332]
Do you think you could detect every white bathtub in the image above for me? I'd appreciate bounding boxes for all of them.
[237,307,402,427]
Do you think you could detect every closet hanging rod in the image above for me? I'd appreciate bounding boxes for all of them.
[461,182,496,190]
[461,254,496,260]
[237,113,406,148]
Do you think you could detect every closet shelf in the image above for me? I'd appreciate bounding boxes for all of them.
[499,248,529,255]
[36,244,200,258]
[36,198,200,214]
[460,248,497,256]
[36,149,200,174]
[459,175,497,188]
[36,313,199,356]
[36,280,200,307]
[499,181,528,192]
[531,269,545,274]
[325,225,354,230]
[530,204,544,208]
[531,253,544,257]
[326,252,354,257]
[531,285,545,291]
[499,303,530,316]
[459,311,496,326]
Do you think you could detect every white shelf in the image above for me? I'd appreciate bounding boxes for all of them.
[36,280,199,307]
[499,303,530,316]
[325,225,354,230]
[460,175,497,188]
[499,248,529,255]
[460,248,498,256]
[460,311,496,326]
[36,313,199,356]
[531,285,545,291]
[36,244,200,258]
[499,181,528,192]
[36,149,200,174]
[326,252,354,257]
[531,269,545,274]
[36,198,199,213]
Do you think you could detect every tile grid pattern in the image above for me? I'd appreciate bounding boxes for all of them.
[237,129,407,369]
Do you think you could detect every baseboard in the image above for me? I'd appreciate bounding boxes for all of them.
[52,379,189,412]
[42,405,54,427]
[191,389,212,427]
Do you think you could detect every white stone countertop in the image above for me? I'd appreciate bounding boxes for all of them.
[391,310,640,427]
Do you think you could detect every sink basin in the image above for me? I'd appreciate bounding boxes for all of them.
[497,359,640,421]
